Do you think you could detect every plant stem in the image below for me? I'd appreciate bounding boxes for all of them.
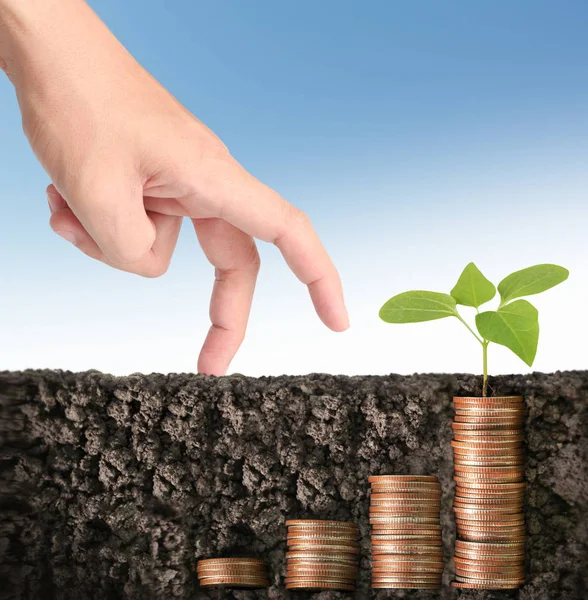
[455,311,488,396]
[482,341,489,397]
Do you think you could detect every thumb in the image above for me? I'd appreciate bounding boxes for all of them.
[66,171,156,265]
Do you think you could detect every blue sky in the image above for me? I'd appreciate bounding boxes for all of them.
[1,1,587,375]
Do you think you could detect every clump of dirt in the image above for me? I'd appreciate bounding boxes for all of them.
[0,370,586,600]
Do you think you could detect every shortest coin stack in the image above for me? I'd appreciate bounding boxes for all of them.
[369,475,443,589]
[285,519,360,591]
[196,558,270,588]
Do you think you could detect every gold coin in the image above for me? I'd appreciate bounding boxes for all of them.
[452,432,524,440]
[288,544,360,554]
[454,478,524,486]
[198,576,270,587]
[372,565,444,573]
[197,558,265,567]
[453,422,525,430]
[451,442,523,452]
[372,531,441,537]
[455,464,524,472]
[459,533,526,543]
[456,486,525,495]
[452,430,524,439]
[285,580,356,591]
[371,573,442,578]
[196,567,267,577]
[286,569,357,580]
[372,525,442,533]
[372,539,442,548]
[450,437,523,452]
[456,493,525,502]
[455,480,526,489]
[286,524,359,534]
[370,494,440,502]
[370,498,440,505]
[456,540,525,549]
[455,555,524,565]
[373,556,443,563]
[455,574,525,584]
[456,553,525,563]
[454,502,523,511]
[370,505,439,513]
[287,533,359,542]
[455,566,525,577]
[454,461,523,469]
[457,517,525,524]
[369,475,439,482]
[369,491,441,499]
[454,395,523,403]
[454,416,525,425]
[455,486,525,495]
[371,576,441,583]
[287,562,358,571]
[455,556,526,566]
[370,518,440,527]
[455,406,525,413]
[372,582,440,588]
[451,581,522,589]
[454,509,524,520]
[372,545,444,554]
[457,525,525,533]
[285,519,356,528]
[373,554,444,573]
[370,481,441,493]
[455,459,524,467]
[286,554,357,565]
[454,475,524,484]
[372,532,441,539]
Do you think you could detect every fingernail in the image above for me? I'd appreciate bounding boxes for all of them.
[47,191,60,213]
[55,230,77,246]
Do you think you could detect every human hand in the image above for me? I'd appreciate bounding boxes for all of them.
[0,0,349,375]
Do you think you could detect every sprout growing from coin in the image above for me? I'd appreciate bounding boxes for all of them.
[379,263,569,397]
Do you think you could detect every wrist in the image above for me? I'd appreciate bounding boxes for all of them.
[0,0,91,87]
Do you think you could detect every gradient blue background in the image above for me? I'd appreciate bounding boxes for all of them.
[1,0,587,375]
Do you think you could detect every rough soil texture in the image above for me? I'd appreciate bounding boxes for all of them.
[0,370,586,600]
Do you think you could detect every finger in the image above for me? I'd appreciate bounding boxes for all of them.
[65,169,157,264]
[193,217,260,376]
[199,160,349,331]
[145,159,350,332]
[47,184,67,212]
[48,191,182,277]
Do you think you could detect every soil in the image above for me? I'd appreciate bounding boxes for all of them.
[0,370,586,600]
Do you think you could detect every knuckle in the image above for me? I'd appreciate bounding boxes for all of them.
[245,243,261,274]
[275,206,311,244]
[289,206,311,229]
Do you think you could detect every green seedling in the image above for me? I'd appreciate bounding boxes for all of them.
[379,263,569,397]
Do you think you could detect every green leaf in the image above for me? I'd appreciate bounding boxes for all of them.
[498,264,569,306]
[379,291,458,323]
[450,262,496,308]
[475,300,539,366]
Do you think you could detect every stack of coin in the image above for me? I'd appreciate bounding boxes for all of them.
[285,519,360,591]
[196,558,270,588]
[451,395,526,590]
[368,475,443,589]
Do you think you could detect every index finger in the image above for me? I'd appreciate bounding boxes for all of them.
[199,158,349,332]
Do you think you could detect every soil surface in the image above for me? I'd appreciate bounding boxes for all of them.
[1,370,586,600]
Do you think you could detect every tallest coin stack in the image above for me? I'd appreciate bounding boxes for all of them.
[451,395,526,590]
